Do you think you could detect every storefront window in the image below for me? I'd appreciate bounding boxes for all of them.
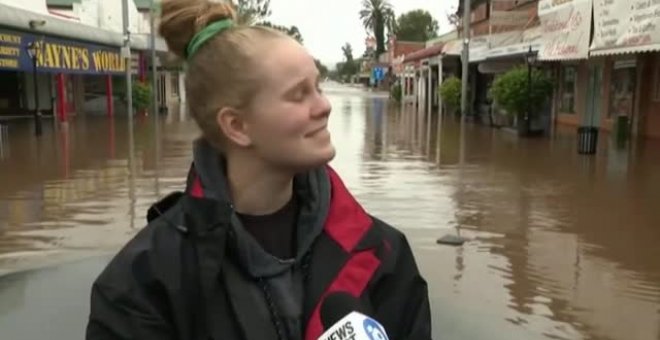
[559,66,577,113]
[608,60,637,118]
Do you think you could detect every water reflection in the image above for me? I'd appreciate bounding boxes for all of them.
[334,87,660,340]
[0,115,198,275]
[0,83,659,340]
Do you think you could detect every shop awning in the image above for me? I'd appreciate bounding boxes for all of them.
[537,0,592,61]
[486,26,541,60]
[589,0,660,56]
[442,39,462,56]
[403,44,444,63]
[0,3,167,52]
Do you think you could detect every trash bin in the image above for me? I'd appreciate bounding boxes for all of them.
[615,115,630,145]
[577,126,599,155]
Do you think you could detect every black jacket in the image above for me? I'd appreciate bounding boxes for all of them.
[86,140,431,340]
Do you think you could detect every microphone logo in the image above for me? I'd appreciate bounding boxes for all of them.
[363,318,388,340]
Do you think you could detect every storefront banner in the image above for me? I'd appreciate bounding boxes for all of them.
[487,26,542,59]
[591,0,660,56]
[538,0,592,60]
[0,27,125,74]
[469,33,518,62]
[490,9,530,31]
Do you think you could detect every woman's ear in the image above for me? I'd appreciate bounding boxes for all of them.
[216,107,252,147]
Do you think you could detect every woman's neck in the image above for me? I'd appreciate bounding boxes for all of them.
[225,153,294,216]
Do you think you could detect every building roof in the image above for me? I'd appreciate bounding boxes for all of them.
[403,44,444,63]
[46,0,154,10]
[390,40,425,60]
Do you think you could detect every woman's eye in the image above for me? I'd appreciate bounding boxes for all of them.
[290,89,305,101]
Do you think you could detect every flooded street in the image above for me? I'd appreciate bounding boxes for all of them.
[1,83,660,339]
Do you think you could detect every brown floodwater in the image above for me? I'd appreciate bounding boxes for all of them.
[0,83,659,340]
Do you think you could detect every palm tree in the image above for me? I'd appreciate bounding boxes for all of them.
[359,0,395,56]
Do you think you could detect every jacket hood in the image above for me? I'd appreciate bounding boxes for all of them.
[187,138,330,278]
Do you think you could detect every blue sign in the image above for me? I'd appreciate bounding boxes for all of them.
[363,317,388,340]
[0,27,125,75]
[371,67,386,82]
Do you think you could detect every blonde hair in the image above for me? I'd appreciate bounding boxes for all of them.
[159,0,288,149]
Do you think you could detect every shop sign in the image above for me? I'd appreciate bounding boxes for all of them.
[538,0,593,60]
[591,0,660,56]
[0,27,125,74]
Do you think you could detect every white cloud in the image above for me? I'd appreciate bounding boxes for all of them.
[268,0,457,67]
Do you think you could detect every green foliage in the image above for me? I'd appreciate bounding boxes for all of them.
[390,82,402,102]
[336,61,359,77]
[258,21,303,43]
[333,43,359,80]
[342,43,354,63]
[489,66,553,117]
[234,0,271,24]
[359,0,395,55]
[439,77,462,110]
[314,59,329,78]
[394,10,439,42]
[236,0,303,44]
[132,81,152,112]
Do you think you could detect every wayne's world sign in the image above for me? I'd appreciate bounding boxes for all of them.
[0,28,125,75]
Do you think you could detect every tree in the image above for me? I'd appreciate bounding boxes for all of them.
[438,77,462,116]
[314,59,329,78]
[234,0,271,25]
[233,0,304,43]
[334,43,360,81]
[489,66,553,134]
[394,10,439,42]
[359,0,395,56]
[259,21,304,43]
[342,43,354,63]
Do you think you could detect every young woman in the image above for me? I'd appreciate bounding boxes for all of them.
[85,0,431,339]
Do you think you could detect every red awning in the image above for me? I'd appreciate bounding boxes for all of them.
[403,44,444,63]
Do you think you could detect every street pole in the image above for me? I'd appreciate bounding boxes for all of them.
[527,58,532,135]
[123,0,137,226]
[122,0,133,130]
[150,0,161,197]
[32,53,42,136]
[460,0,471,124]
[437,0,470,247]
[459,0,471,168]
[150,0,158,118]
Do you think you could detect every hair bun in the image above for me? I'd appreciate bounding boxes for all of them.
[159,0,237,58]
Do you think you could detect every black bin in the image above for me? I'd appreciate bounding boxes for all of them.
[577,126,599,155]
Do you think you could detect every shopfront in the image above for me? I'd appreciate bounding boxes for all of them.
[0,27,125,120]
[589,0,660,138]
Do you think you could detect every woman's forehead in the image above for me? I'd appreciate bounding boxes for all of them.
[261,39,316,80]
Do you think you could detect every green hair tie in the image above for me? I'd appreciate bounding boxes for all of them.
[186,19,234,59]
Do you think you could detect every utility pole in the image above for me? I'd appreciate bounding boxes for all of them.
[460,0,471,123]
[123,0,137,226]
[150,0,161,197]
[122,0,133,133]
[437,0,471,248]
[150,0,158,118]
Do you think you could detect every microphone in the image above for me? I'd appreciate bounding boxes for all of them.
[318,292,389,340]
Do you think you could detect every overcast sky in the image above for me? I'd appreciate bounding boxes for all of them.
[268,0,457,67]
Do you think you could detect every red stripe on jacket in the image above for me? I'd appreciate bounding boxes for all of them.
[304,167,381,340]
